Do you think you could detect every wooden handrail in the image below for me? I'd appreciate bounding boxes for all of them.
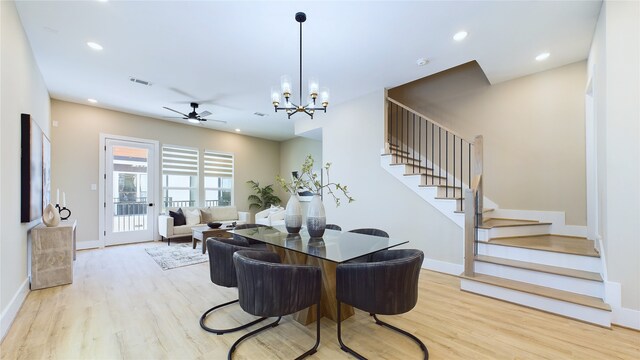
[386,97,473,143]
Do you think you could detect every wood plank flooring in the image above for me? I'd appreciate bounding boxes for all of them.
[1,242,638,359]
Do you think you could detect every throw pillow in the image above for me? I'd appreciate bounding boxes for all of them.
[185,208,201,226]
[169,208,186,226]
[200,208,214,223]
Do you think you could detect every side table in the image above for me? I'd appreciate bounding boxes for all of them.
[192,226,233,254]
[30,220,77,290]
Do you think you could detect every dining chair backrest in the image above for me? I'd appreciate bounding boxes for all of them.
[348,228,389,238]
[325,224,342,231]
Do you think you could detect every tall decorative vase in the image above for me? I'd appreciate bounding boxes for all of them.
[307,194,326,238]
[284,194,302,234]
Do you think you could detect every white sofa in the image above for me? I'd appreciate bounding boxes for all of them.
[255,206,285,227]
[158,206,249,243]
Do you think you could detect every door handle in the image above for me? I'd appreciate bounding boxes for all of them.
[148,203,154,207]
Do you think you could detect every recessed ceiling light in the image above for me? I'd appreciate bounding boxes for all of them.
[416,58,429,66]
[453,31,468,41]
[87,98,98,103]
[536,52,550,61]
[235,129,241,132]
[87,41,103,51]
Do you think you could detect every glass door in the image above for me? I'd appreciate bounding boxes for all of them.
[105,139,155,245]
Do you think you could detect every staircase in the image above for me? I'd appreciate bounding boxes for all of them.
[381,98,611,327]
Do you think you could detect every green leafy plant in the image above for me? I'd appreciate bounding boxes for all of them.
[276,155,354,207]
[246,180,281,210]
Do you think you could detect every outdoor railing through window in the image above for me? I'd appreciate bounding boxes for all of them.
[113,197,147,232]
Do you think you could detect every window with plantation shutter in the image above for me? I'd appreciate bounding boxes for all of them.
[204,150,234,207]
[161,145,199,210]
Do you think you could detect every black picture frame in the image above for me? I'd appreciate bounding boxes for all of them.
[20,114,44,223]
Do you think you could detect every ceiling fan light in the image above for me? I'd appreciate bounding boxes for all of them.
[188,118,200,124]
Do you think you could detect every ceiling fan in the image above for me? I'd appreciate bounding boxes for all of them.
[163,102,226,124]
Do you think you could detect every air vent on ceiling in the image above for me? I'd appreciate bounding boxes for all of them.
[129,77,152,86]
[253,112,267,117]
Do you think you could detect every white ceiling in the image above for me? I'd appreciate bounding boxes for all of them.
[15,0,601,141]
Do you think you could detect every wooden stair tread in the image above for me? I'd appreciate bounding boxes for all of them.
[420,184,462,189]
[460,273,611,311]
[435,196,464,200]
[480,218,551,229]
[486,235,600,257]
[382,152,417,160]
[475,255,603,282]
[455,208,494,214]
[389,163,434,171]
[403,173,447,180]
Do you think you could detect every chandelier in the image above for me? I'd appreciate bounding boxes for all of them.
[271,12,329,119]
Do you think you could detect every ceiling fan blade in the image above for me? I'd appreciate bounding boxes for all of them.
[205,118,227,124]
[163,106,189,117]
[199,110,212,117]
[168,87,198,99]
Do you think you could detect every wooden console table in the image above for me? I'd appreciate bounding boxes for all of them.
[30,220,77,290]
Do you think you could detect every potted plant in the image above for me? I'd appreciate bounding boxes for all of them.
[277,155,353,236]
[246,180,281,210]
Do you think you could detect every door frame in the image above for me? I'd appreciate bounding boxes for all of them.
[99,133,160,247]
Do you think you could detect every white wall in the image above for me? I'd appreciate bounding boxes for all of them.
[320,89,463,269]
[0,0,51,339]
[588,0,640,326]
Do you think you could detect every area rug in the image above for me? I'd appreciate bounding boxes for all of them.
[145,243,208,270]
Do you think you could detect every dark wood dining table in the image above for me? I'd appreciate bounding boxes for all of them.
[230,226,408,325]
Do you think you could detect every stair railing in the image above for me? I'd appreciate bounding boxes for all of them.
[384,97,483,275]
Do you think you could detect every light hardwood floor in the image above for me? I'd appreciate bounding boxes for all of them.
[1,242,638,359]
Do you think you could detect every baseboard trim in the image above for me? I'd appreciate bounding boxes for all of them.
[76,240,102,250]
[1,278,29,341]
[605,280,640,330]
[613,307,640,330]
[422,258,464,275]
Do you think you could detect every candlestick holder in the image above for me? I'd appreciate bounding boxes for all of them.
[55,204,72,221]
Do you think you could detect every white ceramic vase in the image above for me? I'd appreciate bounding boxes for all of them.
[306,194,326,238]
[284,194,302,234]
[42,203,61,227]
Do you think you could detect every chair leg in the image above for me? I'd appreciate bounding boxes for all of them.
[200,299,268,335]
[227,317,281,360]
[227,301,320,360]
[373,314,429,360]
[294,294,322,359]
[337,300,367,360]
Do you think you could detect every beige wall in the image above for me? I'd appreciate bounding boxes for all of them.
[1,0,51,335]
[50,100,280,244]
[321,89,463,265]
[589,0,640,314]
[278,137,322,215]
[389,61,587,225]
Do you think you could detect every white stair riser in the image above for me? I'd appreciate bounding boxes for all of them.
[474,262,604,298]
[461,279,611,327]
[477,243,601,272]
